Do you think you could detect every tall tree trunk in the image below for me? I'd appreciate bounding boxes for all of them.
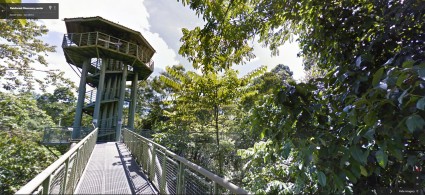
[214,104,223,175]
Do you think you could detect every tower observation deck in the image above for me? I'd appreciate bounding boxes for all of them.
[62,16,156,141]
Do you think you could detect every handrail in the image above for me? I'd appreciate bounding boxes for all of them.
[62,32,154,71]
[123,128,248,194]
[42,127,93,145]
[16,128,99,194]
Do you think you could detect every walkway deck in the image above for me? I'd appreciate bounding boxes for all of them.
[74,142,157,194]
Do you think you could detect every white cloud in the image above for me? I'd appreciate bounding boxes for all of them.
[21,0,304,89]
[22,0,181,89]
[235,40,305,81]
[37,0,151,32]
[141,31,179,69]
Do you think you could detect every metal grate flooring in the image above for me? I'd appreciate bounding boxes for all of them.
[74,142,157,194]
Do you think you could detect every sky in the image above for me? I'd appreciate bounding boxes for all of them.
[27,0,305,89]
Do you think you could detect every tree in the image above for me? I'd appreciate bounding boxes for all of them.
[0,18,74,92]
[158,65,266,176]
[0,3,80,194]
[0,92,54,131]
[180,0,425,193]
[0,91,57,194]
[36,87,76,126]
[136,75,173,130]
[0,129,57,195]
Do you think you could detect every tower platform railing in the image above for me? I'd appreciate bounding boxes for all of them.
[84,89,97,106]
[122,128,248,194]
[62,32,154,70]
[16,128,98,195]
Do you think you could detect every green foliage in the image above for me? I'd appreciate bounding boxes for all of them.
[0,19,74,92]
[0,92,69,194]
[180,0,425,194]
[0,92,55,130]
[0,130,56,195]
[36,87,77,126]
[153,65,266,177]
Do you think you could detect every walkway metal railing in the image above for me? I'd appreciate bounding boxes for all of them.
[16,128,99,195]
[123,128,248,194]
[42,127,93,145]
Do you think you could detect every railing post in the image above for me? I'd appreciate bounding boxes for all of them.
[176,162,185,194]
[76,146,84,180]
[212,181,218,195]
[142,140,147,172]
[95,32,98,45]
[88,33,91,45]
[60,158,70,194]
[41,175,51,194]
[131,131,134,150]
[137,138,142,165]
[150,144,156,182]
[160,151,167,194]
[79,33,82,46]
[70,148,80,191]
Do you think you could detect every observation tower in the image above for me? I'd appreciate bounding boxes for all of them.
[62,16,155,141]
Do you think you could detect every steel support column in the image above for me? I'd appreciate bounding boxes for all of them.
[93,58,107,127]
[116,64,128,141]
[72,59,89,139]
[128,73,138,129]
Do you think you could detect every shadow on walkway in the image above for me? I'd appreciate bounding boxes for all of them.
[115,142,158,194]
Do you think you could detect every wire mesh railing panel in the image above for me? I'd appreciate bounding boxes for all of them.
[48,164,66,194]
[64,154,77,194]
[184,168,211,194]
[154,150,164,189]
[122,129,248,194]
[165,157,178,194]
[142,141,149,172]
[16,129,98,195]
[42,127,73,145]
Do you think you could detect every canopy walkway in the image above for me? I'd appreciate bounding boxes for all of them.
[15,128,248,194]
[15,17,247,195]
